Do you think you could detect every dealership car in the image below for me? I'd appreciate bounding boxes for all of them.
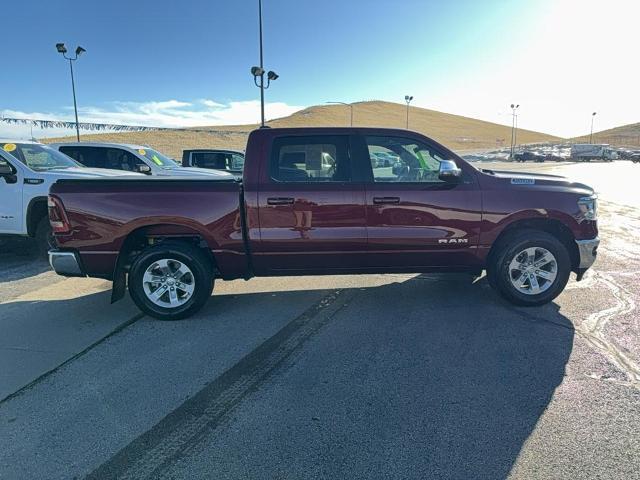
[182,149,245,178]
[48,127,599,320]
[0,140,141,254]
[50,142,234,178]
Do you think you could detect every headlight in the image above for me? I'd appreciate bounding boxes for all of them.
[578,195,597,221]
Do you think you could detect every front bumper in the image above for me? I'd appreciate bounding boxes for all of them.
[575,237,600,270]
[48,249,85,277]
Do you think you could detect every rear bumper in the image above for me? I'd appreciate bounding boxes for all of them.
[48,249,86,277]
[575,237,599,270]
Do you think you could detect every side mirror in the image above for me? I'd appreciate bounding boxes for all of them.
[137,164,152,174]
[0,164,17,184]
[438,160,462,182]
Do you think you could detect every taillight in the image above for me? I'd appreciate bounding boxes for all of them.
[48,195,71,234]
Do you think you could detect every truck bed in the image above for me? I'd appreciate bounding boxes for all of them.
[50,177,248,280]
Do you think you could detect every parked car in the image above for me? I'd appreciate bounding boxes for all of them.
[50,142,234,178]
[182,149,245,177]
[570,144,618,162]
[48,127,599,320]
[513,151,545,162]
[544,153,565,162]
[630,153,640,163]
[0,140,141,254]
[371,151,395,167]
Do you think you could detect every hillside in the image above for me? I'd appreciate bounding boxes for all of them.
[42,100,560,158]
[571,122,640,147]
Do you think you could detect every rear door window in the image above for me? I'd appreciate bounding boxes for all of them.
[270,136,351,182]
[60,146,104,168]
[192,152,228,169]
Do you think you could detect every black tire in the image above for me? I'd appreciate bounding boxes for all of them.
[487,229,571,306]
[35,216,54,257]
[128,242,214,320]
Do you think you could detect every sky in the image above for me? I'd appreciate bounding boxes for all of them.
[1,0,638,140]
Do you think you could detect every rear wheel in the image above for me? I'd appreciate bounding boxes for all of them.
[128,242,214,320]
[487,230,571,306]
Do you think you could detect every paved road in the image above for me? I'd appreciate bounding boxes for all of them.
[0,161,638,479]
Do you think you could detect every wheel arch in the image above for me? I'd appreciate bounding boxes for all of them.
[487,217,579,272]
[111,223,218,303]
[26,196,48,237]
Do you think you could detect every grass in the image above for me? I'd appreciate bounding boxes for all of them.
[42,100,562,158]
[571,122,640,148]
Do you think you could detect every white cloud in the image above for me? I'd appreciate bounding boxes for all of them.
[0,99,305,140]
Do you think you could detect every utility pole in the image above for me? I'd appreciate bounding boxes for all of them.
[56,43,86,142]
[250,0,279,128]
[404,95,413,129]
[326,101,353,126]
[509,103,519,159]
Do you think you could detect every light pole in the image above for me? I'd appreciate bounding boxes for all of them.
[590,112,597,144]
[250,0,278,128]
[404,95,413,129]
[509,103,520,159]
[326,101,353,126]
[56,43,85,142]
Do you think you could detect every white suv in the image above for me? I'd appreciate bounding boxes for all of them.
[0,140,140,254]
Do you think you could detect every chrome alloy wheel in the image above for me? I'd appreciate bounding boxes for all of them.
[142,258,195,308]
[508,247,558,295]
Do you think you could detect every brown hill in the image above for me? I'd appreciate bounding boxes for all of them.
[571,122,640,147]
[43,100,560,158]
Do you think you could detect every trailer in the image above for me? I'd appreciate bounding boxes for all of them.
[571,144,618,162]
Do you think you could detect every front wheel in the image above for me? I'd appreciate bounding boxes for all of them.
[487,230,571,306]
[128,242,214,320]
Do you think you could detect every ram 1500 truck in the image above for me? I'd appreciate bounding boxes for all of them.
[48,127,599,320]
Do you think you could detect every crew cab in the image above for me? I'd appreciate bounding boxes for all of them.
[0,140,140,254]
[182,149,245,177]
[48,127,599,320]
[50,142,234,178]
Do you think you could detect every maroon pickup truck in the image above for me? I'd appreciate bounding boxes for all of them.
[48,127,599,320]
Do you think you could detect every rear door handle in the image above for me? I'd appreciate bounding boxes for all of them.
[267,197,295,205]
[373,196,400,205]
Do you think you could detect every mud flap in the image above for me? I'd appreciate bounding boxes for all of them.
[110,255,127,304]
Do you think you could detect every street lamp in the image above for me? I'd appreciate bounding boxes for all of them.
[510,103,520,159]
[404,95,413,129]
[326,101,353,126]
[590,112,597,144]
[251,0,278,128]
[56,43,85,142]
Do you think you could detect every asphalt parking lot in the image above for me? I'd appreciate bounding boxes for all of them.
[1,161,639,479]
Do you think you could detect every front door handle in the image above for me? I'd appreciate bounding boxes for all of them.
[373,196,400,205]
[267,197,295,206]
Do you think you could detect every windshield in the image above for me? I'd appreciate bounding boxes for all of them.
[135,147,180,169]
[2,142,82,171]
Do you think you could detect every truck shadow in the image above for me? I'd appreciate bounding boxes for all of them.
[178,273,574,478]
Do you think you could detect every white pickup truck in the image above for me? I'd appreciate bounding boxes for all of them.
[0,140,140,254]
